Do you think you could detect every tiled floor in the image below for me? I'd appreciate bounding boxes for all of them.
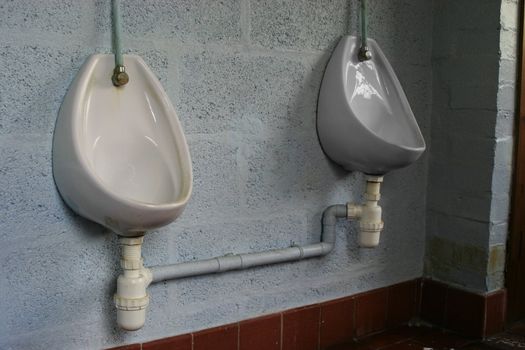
[326,321,525,350]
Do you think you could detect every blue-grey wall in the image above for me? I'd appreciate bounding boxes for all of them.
[10,0,519,349]
[425,0,518,292]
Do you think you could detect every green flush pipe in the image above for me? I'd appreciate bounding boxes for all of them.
[111,0,129,86]
[358,0,372,61]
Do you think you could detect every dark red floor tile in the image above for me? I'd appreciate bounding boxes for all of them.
[193,324,238,350]
[142,334,192,350]
[358,326,415,349]
[239,314,281,350]
[485,332,525,349]
[420,279,448,326]
[445,287,485,337]
[509,321,525,336]
[462,343,501,349]
[320,297,355,348]
[282,305,320,350]
[326,342,372,350]
[381,340,427,349]
[387,280,417,327]
[485,289,507,336]
[414,278,422,316]
[412,328,475,348]
[106,344,141,350]
[355,289,388,338]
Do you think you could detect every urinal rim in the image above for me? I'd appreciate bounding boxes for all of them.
[342,36,426,153]
[68,53,193,211]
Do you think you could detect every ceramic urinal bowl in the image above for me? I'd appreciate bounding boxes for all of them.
[317,36,426,175]
[53,54,192,236]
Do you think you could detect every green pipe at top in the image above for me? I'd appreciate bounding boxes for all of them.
[112,0,124,67]
[360,0,368,47]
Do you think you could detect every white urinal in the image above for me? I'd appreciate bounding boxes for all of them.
[317,36,426,175]
[53,54,192,236]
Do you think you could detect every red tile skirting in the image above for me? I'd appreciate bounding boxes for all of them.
[420,279,448,326]
[142,334,192,350]
[355,289,388,338]
[320,296,355,348]
[193,324,238,350]
[282,305,320,350]
[239,314,281,350]
[106,278,507,350]
[419,279,507,338]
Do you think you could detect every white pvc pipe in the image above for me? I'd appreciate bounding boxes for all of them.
[114,177,386,330]
[150,205,347,283]
[357,176,384,248]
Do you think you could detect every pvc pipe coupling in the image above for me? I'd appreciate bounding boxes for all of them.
[347,176,384,248]
[114,236,152,331]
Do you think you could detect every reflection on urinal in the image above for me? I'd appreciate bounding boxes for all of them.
[317,36,425,175]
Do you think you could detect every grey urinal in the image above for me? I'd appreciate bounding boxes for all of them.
[317,36,426,175]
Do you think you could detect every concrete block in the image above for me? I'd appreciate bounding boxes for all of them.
[364,0,433,64]
[393,63,432,121]
[434,55,499,87]
[500,28,518,60]
[497,84,517,112]
[494,136,514,169]
[433,0,501,31]
[426,236,488,278]
[449,83,498,110]
[501,0,519,31]
[0,232,120,336]
[487,270,505,291]
[240,134,337,210]
[178,136,241,223]
[0,135,70,242]
[125,48,169,84]
[491,164,512,200]
[94,0,241,44]
[167,214,308,262]
[495,109,515,138]
[174,49,309,135]
[428,157,493,201]
[428,187,492,223]
[488,244,506,274]
[0,44,89,135]
[499,59,518,85]
[458,30,501,56]
[427,211,491,249]
[489,222,509,245]
[250,0,349,51]
[438,109,498,139]
[0,0,89,36]
[489,194,511,224]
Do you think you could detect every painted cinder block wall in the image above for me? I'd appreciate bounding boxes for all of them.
[0,0,433,349]
[425,0,519,292]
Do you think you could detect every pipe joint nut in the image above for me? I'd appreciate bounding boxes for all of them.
[365,192,381,201]
[347,203,362,219]
[120,257,144,270]
[360,221,384,232]
[112,65,129,87]
[358,46,372,61]
[114,294,149,311]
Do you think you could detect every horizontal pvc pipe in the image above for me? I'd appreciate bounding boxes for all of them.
[150,205,347,283]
